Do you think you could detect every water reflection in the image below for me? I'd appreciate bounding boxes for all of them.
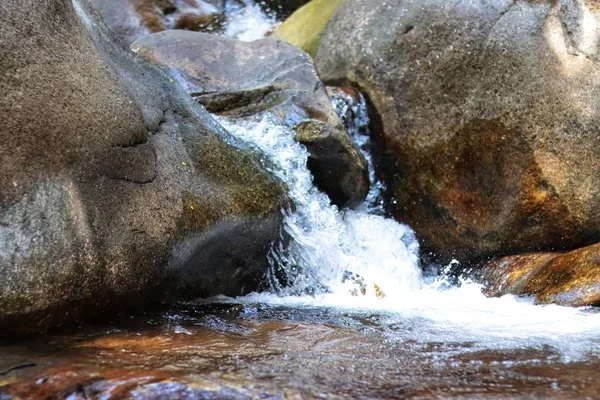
[2,302,600,399]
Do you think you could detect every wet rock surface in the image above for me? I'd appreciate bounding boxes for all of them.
[88,0,224,45]
[478,243,600,306]
[315,0,600,263]
[132,30,369,208]
[0,0,286,333]
[2,303,600,399]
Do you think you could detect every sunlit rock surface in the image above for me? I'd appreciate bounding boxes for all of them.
[274,0,342,57]
[0,0,287,334]
[133,30,369,208]
[315,0,600,263]
[478,242,600,306]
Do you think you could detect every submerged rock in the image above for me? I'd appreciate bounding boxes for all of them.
[315,0,600,263]
[132,30,369,208]
[88,0,224,44]
[0,0,286,333]
[273,0,342,57]
[478,243,600,306]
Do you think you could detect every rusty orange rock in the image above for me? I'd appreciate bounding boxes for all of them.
[478,242,600,306]
[316,0,600,263]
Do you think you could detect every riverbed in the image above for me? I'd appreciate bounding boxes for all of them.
[2,299,600,399]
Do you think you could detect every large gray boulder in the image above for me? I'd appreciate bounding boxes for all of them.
[0,0,287,333]
[132,30,369,208]
[316,0,600,263]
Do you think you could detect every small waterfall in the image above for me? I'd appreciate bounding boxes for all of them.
[217,108,421,299]
[215,89,600,361]
[327,87,386,214]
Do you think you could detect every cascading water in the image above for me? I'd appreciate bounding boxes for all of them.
[220,0,277,41]
[217,115,421,299]
[216,89,600,361]
[326,87,386,215]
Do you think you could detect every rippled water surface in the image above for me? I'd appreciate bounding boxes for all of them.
[2,302,600,399]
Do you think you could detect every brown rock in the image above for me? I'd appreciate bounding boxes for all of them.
[132,30,369,208]
[315,0,600,262]
[88,0,222,44]
[478,243,600,306]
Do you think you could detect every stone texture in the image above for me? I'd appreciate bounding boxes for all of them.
[0,0,286,333]
[316,0,600,263]
[273,0,342,57]
[477,243,600,306]
[132,30,369,208]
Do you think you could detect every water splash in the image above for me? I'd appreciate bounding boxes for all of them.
[221,0,276,41]
[215,92,600,361]
[218,117,421,298]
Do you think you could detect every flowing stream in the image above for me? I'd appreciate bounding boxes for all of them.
[3,63,600,400]
[3,3,600,398]
[216,92,600,363]
[221,0,276,41]
[203,6,600,367]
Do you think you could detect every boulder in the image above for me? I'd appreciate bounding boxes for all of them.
[477,243,600,307]
[132,30,369,208]
[88,0,223,45]
[0,0,287,333]
[316,0,600,263]
[273,0,342,57]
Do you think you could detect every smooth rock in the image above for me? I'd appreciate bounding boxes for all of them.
[316,0,600,263]
[0,0,286,333]
[478,243,600,306]
[273,0,342,57]
[132,30,369,208]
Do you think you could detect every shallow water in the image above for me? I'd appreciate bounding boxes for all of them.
[2,302,600,399]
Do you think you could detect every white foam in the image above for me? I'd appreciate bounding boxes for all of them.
[216,113,600,361]
[233,284,600,361]
[222,1,276,42]
[218,117,421,298]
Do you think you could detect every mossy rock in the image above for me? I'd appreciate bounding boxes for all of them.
[0,0,287,334]
[133,30,369,208]
[273,0,342,57]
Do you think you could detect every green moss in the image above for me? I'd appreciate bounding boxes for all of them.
[273,0,343,57]
[177,135,287,236]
